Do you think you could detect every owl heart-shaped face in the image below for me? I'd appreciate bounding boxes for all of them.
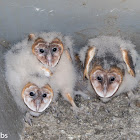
[32,38,64,67]
[22,83,53,112]
[90,67,123,98]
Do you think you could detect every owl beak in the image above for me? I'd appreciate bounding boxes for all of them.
[103,82,108,97]
[46,53,52,66]
[35,98,42,112]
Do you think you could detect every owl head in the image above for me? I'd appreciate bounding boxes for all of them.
[22,83,53,112]
[28,34,64,67]
[83,45,135,98]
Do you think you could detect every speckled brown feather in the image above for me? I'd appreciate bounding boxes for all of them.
[84,46,96,79]
[121,49,135,77]
[66,93,77,108]
[64,49,72,61]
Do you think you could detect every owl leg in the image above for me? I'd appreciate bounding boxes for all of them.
[24,111,41,126]
[24,112,33,126]
[66,93,79,112]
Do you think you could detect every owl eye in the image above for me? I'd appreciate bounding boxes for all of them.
[39,49,44,53]
[29,92,35,96]
[52,47,57,52]
[96,76,102,82]
[110,77,115,82]
[42,93,47,98]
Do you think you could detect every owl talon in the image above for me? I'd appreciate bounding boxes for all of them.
[24,112,33,126]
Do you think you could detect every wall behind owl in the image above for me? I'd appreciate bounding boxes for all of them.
[0,0,140,53]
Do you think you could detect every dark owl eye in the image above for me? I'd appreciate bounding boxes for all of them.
[97,76,102,82]
[110,77,115,82]
[39,49,44,53]
[29,92,35,96]
[42,93,47,98]
[52,47,57,52]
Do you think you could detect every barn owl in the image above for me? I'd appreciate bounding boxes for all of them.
[4,61,53,125]
[78,36,140,102]
[5,32,77,123]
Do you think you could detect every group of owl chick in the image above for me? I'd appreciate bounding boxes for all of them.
[5,32,140,125]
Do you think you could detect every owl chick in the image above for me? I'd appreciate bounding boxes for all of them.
[22,82,53,113]
[22,82,53,125]
[5,56,53,125]
[28,32,77,110]
[5,32,77,116]
[78,36,140,102]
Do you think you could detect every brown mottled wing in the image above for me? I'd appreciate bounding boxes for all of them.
[84,46,96,80]
[65,48,72,62]
[120,48,135,77]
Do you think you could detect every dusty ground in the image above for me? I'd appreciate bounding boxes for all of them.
[21,85,140,140]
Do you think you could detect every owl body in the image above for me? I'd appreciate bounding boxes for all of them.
[5,32,77,117]
[79,36,140,102]
[49,50,76,100]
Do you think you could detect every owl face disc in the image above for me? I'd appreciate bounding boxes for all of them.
[90,67,123,98]
[32,38,64,67]
[22,83,53,112]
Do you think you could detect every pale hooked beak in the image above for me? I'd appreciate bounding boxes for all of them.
[103,82,108,97]
[46,52,52,66]
[35,98,42,112]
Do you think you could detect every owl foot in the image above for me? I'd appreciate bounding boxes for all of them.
[24,112,33,126]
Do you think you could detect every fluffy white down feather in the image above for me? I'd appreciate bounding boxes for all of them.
[4,32,76,113]
[79,36,140,101]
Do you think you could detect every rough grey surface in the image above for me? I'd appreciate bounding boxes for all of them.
[21,87,140,140]
[0,41,23,140]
